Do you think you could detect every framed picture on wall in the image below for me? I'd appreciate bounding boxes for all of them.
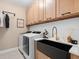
[17,18,24,28]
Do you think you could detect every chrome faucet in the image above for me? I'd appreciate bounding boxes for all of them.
[52,26,58,40]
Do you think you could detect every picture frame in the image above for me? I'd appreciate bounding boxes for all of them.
[17,18,24,28]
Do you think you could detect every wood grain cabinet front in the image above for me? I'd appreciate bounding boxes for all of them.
[56,0,74,17]
[27,0,39,25]
[27,0,56,25]
[27,0,79,26]
[71,54,79,59]
[44,0,56,21]
[27,5,34,25]
[36,49,51,59]
[74,0,79,13]
[36,50,79,59]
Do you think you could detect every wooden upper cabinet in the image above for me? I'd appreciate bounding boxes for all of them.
[27,0,56,25]
[38,0,56,22]
[74,0,79,13]
[27,0,79,26]
[56,0,74,17]
[33,0,40,23]
[45,0,56,21]
[27,0,39,25]
[38,0,44,22]
[27,5,34,25]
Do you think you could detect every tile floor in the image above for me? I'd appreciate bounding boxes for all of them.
[0,48,24,59]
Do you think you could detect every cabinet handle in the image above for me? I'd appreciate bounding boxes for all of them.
[61,12,71,16]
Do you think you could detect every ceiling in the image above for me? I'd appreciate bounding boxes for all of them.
[2,0,33,7]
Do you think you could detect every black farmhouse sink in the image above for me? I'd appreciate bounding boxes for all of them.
[38,40,72,51]
[37,39,72,59]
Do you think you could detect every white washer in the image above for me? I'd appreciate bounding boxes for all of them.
[19,32,42,59]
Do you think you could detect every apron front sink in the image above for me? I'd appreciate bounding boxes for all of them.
[38,40,72,52]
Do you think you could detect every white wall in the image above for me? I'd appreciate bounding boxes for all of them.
[30,17,79,44]
[0,2,27,50]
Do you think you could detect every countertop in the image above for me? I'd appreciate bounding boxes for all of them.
[69,45,79,56]
[35,37,79,56]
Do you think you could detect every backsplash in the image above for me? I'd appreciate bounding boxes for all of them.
[30,17,79,44]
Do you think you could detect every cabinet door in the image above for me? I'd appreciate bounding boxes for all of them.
[38,0,44,22]
[57,0,74,17]
[45,0,56,21]
[27,5,34,25]
[33,0,39,23]
[38,0,56,22]
[27,0,39,25]
[74,0,79,13]
[36,50,51,59]
[71,54,79,59]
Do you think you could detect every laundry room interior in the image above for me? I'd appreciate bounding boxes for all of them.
[0,0,79,59]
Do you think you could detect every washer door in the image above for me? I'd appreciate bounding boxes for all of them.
[18,35,29,56]
[23,36,29,55]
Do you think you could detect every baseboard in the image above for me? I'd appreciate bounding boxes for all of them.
[0,47,18,54]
